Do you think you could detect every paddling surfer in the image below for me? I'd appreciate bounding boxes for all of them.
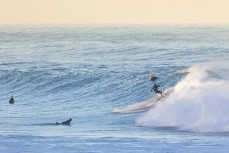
[56,118,72,125]
[9,96,15,104]
[150,74,157,81]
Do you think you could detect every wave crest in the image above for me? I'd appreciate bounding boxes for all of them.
[136,61,229,132]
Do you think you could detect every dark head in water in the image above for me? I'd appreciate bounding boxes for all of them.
[9,96,14,104]
[151,75,157,81]
[56,118,72,125]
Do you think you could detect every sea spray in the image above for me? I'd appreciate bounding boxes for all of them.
[136,62,229,132]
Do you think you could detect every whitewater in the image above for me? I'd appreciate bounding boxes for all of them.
[0,25,229,152]
[136,61,229,132]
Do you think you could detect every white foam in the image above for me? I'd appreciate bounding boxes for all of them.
[136,61,229,132]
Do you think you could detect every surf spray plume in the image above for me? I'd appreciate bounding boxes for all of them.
[136,61,229,132]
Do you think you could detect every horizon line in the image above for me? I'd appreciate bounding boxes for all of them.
[1,23,229,26]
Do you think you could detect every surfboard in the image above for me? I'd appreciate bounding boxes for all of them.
[112,87,174,114]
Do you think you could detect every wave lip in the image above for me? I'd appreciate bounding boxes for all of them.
[136,62,229,132]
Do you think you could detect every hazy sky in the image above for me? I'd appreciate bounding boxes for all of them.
[1,0,229,24]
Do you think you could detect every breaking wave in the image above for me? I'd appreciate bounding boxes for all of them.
[136,61,229,132]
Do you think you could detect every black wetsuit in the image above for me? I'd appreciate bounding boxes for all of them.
[56,118,72,125]
[151,84,162,96]
[9,98,14,104]
[151,75,157,81]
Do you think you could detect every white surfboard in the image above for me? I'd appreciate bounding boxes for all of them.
[112,87,174,114]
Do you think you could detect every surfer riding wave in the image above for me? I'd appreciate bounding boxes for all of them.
[151,83,163,96]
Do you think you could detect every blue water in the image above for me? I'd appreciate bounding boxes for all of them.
[0,25,229,153]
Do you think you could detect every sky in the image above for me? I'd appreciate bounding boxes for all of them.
[0,0,229,24]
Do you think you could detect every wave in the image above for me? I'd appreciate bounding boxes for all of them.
[135,61,229,132]
[0,69,101,95]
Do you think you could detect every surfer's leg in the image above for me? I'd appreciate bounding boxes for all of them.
[158,91,163,97]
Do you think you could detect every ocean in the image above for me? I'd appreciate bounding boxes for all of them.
[0,25,229,153]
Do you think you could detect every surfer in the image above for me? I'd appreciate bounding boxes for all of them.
[56,118,72,125]
[150,74,157,81]
[9,96,15,104]
[151,84,163,96]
